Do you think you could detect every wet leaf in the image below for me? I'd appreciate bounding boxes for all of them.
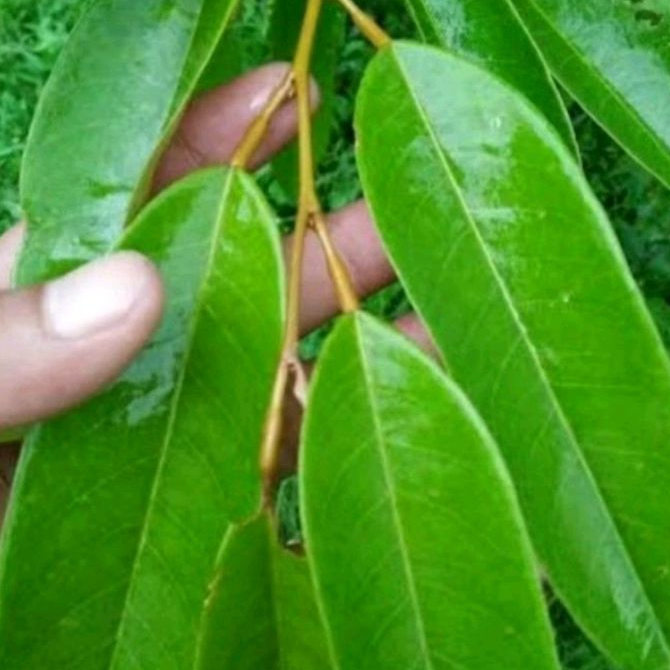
[404,0,577,154]
[510,0,670,189]
[0,167,284,669]
[301,313,560,670]
[18,0,239,284]
[356,42,670,668]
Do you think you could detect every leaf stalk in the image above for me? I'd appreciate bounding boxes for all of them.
[333,0,390,48]
[231,72,296,169]
[311,212,359,313]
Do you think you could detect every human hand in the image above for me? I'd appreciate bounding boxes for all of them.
[0,63,430,518]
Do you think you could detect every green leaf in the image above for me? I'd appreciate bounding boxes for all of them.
[196,12,248,92]
[196,1,270,93]
[301,312,560,670]
[269,0,345,200]
[176,0,241,104]
[18,0,239,285]
[403,0,577,155]
[356,41,670,668]
[509,0,670,189]
[0,167,284,669]
[196,516,333,669]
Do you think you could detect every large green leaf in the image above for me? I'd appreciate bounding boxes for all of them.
[403,0,577,154]
[356,42,670,668]
[196,517,333,669]
[301,313,560,670]
[269,0,344,200]
[0,167,284,669]
[509,0,670,189]
[18,0,239,285]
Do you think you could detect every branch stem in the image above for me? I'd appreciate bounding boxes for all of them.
[334,0,390,48]
[259,0,367,504]
[260,0,325,504]
[231,72,295,169]
[312,212,359,313]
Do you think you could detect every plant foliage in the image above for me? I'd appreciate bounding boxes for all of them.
[1,0,670,668]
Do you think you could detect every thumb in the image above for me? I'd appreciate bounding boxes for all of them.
[0,240,163,431]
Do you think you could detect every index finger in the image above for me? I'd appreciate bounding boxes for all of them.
[153,64,318,191]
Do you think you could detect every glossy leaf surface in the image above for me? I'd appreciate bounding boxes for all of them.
[510,0,670,189]
[404,0,576,154]
[19,0,239,285]
[356,42,670,668]
[0,168,284,669]
[301,313,560,670]
[269,0,344,199]
[196,517,332,669]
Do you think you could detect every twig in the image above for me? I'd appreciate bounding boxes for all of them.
[333,0,391,48]
[260,0,326,505]
[257,0,364,505]
[311,212,359,313]
[231,72,295,169]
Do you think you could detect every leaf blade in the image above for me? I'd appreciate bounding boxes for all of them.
[403,0,577,155]
[509,0,670,188]
[18,0,239,284]
[355,42,670,668]
[196,517,333,670]
[301,313,560,670]
[0,167,284,669]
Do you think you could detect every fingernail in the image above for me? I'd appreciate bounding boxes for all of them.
[43,252,153,339]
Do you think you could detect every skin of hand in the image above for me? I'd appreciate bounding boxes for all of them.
[0,63,432,520]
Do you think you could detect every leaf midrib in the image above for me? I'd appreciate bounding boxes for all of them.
[353,317,436,670]
[108,169,237,670]
[388,44,670,656]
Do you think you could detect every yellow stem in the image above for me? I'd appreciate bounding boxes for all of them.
[334,0,390,48]
[312,212,359,313]
[260,0,368,504]
[260,0,325,505]
[231,72,295,169]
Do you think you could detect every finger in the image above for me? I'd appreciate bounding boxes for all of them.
[292,200,396,335]
[396,313,438,358]
[154,64,319,191]
[0,252,163,430]
[0,223,25,291]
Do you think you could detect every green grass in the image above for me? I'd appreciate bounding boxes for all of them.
[1,1,665,668]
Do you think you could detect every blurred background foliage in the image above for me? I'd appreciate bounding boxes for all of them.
[0,0,665,667]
